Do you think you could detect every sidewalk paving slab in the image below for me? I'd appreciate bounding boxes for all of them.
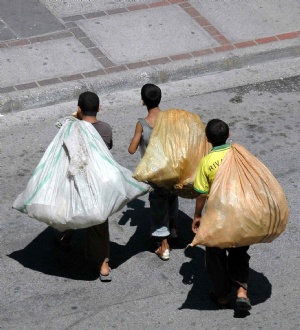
[1,37,102,87]
[193,1,300,43]
[76,5,219,64]
[40,0,160,18]
[0,0,65,40]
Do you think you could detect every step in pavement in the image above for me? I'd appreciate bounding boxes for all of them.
[1,0,300,112]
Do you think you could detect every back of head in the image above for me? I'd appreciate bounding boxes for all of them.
[141,84,161,109]
[205,119,229,146]
[78,91,99,116]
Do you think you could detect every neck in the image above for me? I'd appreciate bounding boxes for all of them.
[212,142,228,148]
[147,106,160,112]
[81,115,98,123]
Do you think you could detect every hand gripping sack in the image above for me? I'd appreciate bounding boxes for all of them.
[133,109,211,198]
[190,143,289,248]
[13,117,149,231]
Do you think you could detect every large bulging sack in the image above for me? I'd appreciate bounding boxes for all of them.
[190,143,289,248]
[133,109,211,198]
[13,117,149,231]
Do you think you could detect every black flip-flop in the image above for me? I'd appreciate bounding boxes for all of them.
[236,297,252,311]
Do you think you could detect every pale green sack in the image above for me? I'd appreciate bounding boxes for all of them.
[13,117,149,231]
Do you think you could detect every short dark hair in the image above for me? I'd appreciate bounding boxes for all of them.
[141,84,161,109]
[78,91,99,116]
[205,119,229,146]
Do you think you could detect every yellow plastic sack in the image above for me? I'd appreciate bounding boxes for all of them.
[190,143,289,248]
[133,109,211,198]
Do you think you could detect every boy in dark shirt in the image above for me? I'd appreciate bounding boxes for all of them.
[58,91,112,282]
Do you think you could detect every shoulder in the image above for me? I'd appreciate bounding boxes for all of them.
[138,118,153,130]
[137,118,146,126]
[199,153,210,166]
[94,121,112,130]
[135,120,143,132]
[100,120,111,128]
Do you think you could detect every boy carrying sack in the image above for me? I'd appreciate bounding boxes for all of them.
[191,119,289,312]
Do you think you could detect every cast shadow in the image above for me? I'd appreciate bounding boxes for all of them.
[110,199,194,269]
[8,226,98,281]
[8,198,152,280]
[179,246,272,317]
[8,199,194,280]
[8,199,150,281]
[109,198,151,269]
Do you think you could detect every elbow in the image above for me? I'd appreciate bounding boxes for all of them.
[128,147,135,154]
[128,144,138,154]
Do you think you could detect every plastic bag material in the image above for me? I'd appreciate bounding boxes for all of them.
[13,117,150,231]
[55,112,79,128]
[133,109,211,198]
[190,143,289,248]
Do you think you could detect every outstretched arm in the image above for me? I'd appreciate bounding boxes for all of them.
[128,121,143,154]
[192,193,207,233]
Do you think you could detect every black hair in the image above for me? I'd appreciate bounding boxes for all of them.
[141,84,161,109]
[78,91,99,116]
[205,119,229,146]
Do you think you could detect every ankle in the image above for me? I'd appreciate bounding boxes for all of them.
[100,261,110,275]
[237,287,248,299]
[161,237,168,245]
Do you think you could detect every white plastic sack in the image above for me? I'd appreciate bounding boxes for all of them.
[13,117,149,231]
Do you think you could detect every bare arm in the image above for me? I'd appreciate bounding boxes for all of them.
[192,193,207,233]
[128,121,143,154]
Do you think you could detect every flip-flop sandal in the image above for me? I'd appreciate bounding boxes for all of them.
[99,268,112,282]
[155,247,170,261]
[236,297,252,311]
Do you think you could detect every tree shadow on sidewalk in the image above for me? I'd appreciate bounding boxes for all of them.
[179,246,272,316]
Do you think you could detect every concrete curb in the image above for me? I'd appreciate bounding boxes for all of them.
[1,38,300,113]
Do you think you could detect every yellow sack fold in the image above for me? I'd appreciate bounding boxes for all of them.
[133,109,211,198]
[190,143,289,248]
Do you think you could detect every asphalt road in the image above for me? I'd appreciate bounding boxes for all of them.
[0,70,299,329]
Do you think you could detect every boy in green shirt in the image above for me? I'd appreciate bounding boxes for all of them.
[193,119,251,311]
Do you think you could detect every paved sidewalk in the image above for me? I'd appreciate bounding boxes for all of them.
[1,0,300,112]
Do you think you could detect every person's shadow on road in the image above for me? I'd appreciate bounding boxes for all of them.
[8,198,151,280]
[110,198,194,269]
[8,225,97,280]
[179,246,272,317]
[109,198,151,269]
[8,198,194,280]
